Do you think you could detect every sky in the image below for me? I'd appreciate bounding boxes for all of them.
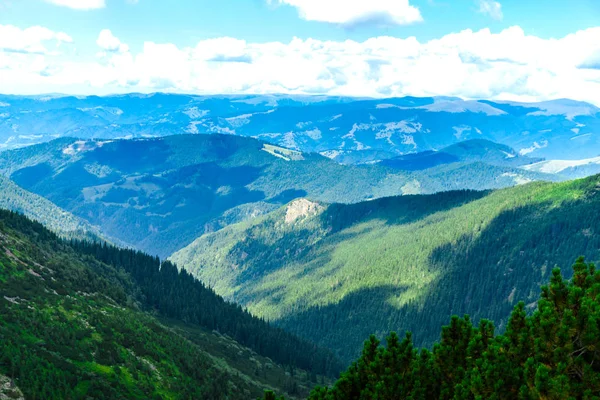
[1,0,600,104]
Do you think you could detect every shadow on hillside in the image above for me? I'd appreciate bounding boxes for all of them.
[322,189,490,233]
[423,193,600,330]
[61,162,271,258]
[268,189,309,204]
[276,284,415,364]
[274,182,600,365]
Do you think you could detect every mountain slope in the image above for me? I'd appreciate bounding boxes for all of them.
[171,175,600,362]
[0,135,551,258]
[0,176,102,241]
[0,209,340,399]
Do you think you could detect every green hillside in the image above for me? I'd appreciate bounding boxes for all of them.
[172,175,600,363]
[0,209,340,399]
[265,257,600,400]
[0,175,102,242]
[0,135,551,257]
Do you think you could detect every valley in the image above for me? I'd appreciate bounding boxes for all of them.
[0,94,599,399]
[3,0,600,397]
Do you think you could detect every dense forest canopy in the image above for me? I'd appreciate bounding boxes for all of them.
[263,257,600,399]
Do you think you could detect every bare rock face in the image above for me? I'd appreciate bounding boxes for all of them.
[0,375,24,400]
[285,199,323,224]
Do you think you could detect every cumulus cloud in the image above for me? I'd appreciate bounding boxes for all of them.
[43,0,105,10]
[477,0,503,21]
[0,25,72,54]
[97,30,129,53]
[269,0,422,27]
[2,25,600,106]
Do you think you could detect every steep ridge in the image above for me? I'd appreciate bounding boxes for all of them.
[172,175,600,362]
[0,209,340,399]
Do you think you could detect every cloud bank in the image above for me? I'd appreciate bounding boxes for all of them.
[1,25,600,106]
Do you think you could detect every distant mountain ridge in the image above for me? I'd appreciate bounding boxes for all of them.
[1,93,598,162]
[380,139,540,171]
[523,156,600,179]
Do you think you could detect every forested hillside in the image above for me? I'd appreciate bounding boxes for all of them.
[0,176,102,242]
[0,135,547,257]
[263,257,600,399]
[173,174,600,363]
[0,209,340,399]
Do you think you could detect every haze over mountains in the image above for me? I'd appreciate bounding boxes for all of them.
[5,0,600,394]
[1,94,599,162]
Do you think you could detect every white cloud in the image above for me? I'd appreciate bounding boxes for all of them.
[269,0,422,27]
[580,50,600,70]
[2,25,600,107]
[0,25,72,54]
[477,0,503,21]
[192,37,253,63]
[43,0,105,10]
[97,30,129,53]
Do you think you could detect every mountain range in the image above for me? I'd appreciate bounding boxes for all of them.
[1,94,599,162]
[0,134,551,257]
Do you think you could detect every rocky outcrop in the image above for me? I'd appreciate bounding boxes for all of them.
[0,375,24,400]
[285,199,324,224]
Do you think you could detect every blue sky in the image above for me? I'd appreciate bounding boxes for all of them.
[0,0,599,104]
[3,0,600,49]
